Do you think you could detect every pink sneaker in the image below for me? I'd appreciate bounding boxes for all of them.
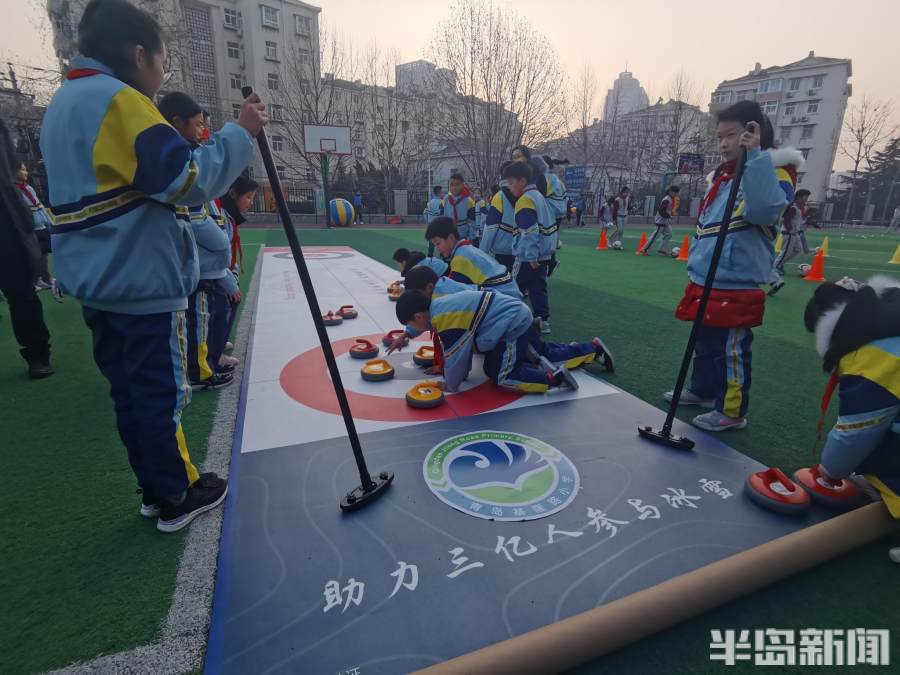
[691,410,747,432]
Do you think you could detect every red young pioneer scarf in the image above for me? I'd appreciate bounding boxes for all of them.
[698,160,737,221]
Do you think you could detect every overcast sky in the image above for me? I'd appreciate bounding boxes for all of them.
[4,0,899,169]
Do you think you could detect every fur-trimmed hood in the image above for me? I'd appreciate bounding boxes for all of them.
[706,147,806,186]
[805,275,900,371]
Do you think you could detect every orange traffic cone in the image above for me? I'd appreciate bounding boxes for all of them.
[635,231,648,255]
[803,249,826,282]
[595,228,608,251]
[676,234,690,261]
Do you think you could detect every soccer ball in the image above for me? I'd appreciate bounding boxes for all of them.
[612,240,623,250]
[797,263,812,276]
[671,247,681,258]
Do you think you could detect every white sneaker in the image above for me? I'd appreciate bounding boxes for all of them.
[34,280,52,291]
[219,354,239,368]
[663,390,715,408]
[846,474,883,502]
[224,341,234,353]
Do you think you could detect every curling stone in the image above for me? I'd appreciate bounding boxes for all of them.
[361,358,394,382]
[337,305,358,320]
[413,345,435,367]
[406,381,445,409]
[349,339,380,360]
[389,287,403,302]
[792,466,861,510]
[322,311,343,326]
[744,467,811,516]
[382,329,407,347]
[387,281,404,294]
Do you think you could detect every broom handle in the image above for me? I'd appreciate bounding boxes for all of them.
[661,147,748,435]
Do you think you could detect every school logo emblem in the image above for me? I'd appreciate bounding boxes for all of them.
[423,431,579,521]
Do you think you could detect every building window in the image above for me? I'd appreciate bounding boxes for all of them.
[229,73,244,89]
[270,105,283,122]
[710,90,732,105]
[271,135,284,152]
[354,147,365,157]
[735,89,756,101]
[224,8,239,29]
[807,101,819,114]
[261,5,279,29]
[784,103,796,116]
[297,48,310,63]
[797,172,805,184]
[801,149,811,160]
[812,75,825,88]
[232,103,241,119]
[265,41,278,60]
[352,129,362,141]
[789,78,802,91]
[227,42,240,59]
[267,72,279,90]
[762,100,778,115]
[354,110,364,122]
[295,14,311,35]
[758,78,783,93]
[780,126,792,142]
[801,125,815,140]
[276,165,287,180]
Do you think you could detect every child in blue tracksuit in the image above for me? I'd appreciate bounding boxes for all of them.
[424,184,444,256]
[159,92,234,390]
[473,190,487,247]
[426,216,522,299]
[15,163,55,290]
[219,175,257,346]
[481,176,519,272]
[396,288,614,393]
[503,161,555,333]
[440,173,477,242]
[39,0,266,532]
[667,101,800,433]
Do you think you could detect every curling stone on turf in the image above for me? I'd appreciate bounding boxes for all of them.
[361,358,395,382]
[413,345,435,367]
[322,311,343,326]
[406,381,445,409]
[382,329,407,347]
[337,305,358,319]
[349,339,380,360]
[792,466,861,510]
[744,467,811,516]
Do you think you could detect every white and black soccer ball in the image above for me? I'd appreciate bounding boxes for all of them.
[671,247,681,258]
[797,263,812,276]
[612,240,623,250]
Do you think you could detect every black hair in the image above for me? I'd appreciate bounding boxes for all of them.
[543,155,570,168]
[717,100,775,150]
[157,92,203,128]
[392,247,411,263]
[512,144,532,161]
[425,216,458,240]
[396,290,431,324]
[607,197,616,205]
[449,172,464,183]
[432,185,443,195]
[403,265,439,292]
[668,185,681,194]
[78,0,165,87]
[230,175,259,197]
[619,186,630,193]
[796,189,811,200]
[490,183,500,193]
[502,162,532,182]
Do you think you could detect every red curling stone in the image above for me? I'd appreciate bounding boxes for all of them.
[322,311,343,326]
[744,467,811,516]
[349,339,380,360]
[382,329,407,347]
[337,305,358,319]
[792,466,860,510]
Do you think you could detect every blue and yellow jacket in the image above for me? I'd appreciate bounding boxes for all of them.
[189,201,231,282]
[441,194,477,240]
[15,183,53,230]
[446,241,522,299]
[513,186,552,262]
[687,148,800,290]
[429,290,532,392]
[482,184,517,257]
[820,335,900,517]
[424,195,442,224]
[545,172,568,224]
[40,57,253,314]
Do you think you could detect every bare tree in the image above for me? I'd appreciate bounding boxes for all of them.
[568,63,599,166]
[428,0,566,189]
[273,22,357,186]
[840,96,896,221]
[662,69,704,172]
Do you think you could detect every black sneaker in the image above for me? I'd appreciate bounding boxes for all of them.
[28,361,54,379]
[216,362,236,375]
[157,473,228,533]
[550,366,579,390]
[191,372,233,391]
[138,473,218,519]
[767,280,785,297]
[591,337,615,373]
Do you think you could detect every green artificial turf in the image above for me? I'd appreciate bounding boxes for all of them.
[1,226,898,674]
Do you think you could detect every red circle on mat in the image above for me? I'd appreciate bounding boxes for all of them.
[280,333,523,422]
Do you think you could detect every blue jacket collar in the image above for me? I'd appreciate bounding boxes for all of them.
[69,56,114,77]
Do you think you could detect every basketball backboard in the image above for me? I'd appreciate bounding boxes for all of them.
[303,124,352,155]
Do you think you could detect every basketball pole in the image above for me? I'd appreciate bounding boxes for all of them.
[638,147,748,450]
[321,152,332,229]
[242,86,393,511]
